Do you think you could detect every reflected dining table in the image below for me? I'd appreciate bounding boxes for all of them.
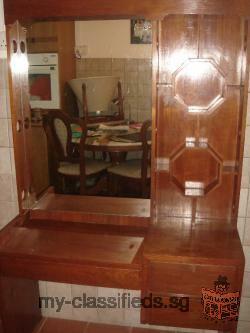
[71,121,151,164]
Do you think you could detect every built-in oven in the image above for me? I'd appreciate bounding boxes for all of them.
[28,53,60,109]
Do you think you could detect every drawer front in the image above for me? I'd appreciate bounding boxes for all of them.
[148,262,237,295]
[142,293,238,331]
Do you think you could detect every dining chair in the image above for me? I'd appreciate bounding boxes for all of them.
[43,110,110,195]
[107,120,152,198]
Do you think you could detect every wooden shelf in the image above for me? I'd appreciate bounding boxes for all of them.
[34,318,173,333]
[0,226,143,265]
[0,218,144,289]
[144,219,244,265]
[30,192,151,227]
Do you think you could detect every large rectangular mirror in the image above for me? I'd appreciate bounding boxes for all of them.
[25,19,153,201]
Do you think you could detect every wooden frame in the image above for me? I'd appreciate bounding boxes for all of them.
[4,0,250,24]
[130,19,153,45]
[1,2,249,333]
[6,16,155,220]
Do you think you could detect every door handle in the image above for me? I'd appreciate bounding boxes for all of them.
[16,120,22,132]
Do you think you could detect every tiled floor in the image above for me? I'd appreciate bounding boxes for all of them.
[35,319,175,333]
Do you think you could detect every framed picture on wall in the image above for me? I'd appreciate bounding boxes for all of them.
[130,19,152,44]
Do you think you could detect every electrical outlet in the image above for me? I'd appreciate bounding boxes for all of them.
[0,31,7,59]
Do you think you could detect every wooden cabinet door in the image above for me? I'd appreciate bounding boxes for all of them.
[155,15,249,221]
[7,21,33,211]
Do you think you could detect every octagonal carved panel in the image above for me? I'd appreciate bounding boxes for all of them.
[169,143,222,197]
[172,58,226,113]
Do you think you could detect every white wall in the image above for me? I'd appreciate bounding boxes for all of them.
[75,20,152,59]
[0,0,19,229]
[237,80,250,332]
[0,0,5,31]
[0,0,7,59]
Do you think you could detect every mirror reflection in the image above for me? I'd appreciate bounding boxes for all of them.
[26,20,153,199]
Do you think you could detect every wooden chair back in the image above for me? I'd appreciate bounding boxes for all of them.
[64,82,80,118]
[43,110,105,195]
[43,110,86,163]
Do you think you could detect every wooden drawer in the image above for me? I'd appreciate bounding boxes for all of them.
[147,262,237,295]
[142,293,237,331]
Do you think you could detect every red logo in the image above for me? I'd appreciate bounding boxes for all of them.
[201,276,240,321]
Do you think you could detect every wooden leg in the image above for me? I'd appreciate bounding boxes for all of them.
[102,152,107,161]
[0,276,42,333]
[107,173,119,196]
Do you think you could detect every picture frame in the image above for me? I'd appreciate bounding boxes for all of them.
[130,19,152,44]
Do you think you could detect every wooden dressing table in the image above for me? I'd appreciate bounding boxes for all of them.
[0,198,244,332]
[1,1,249,333]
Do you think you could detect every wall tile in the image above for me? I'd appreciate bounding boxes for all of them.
[0,118,9,147]
[97,287,124,324]
[39,281,49,317]
[39,280,47,297]
[239,297,250,321]
[244,218,250,245]
[5,89,11,119]
[46,282,73,320]
[125,71,138,83]
[246,191,250,218]
[238,217,246,243]
[244,126,250,157]
[138,97,152,111]
[0,89,8,119]
[8,119,13,147]
[138,70,152,83]
[112,59,125,72]
[0,147,11,174]
[111,70,125,83]
[125,59,138,72]
[243,246,250,272]
[237,320,250,333]
[239,189,249,217]
[241,158,250,188]
[0,201,18,228]
[71,284,98,322]
[242,272,250,297]
[0,174,14,201]
[246,93,250,126]
[130,109,139,122]
[0,59,8,90]
[138,84,152,98]
[123,290,141,325]
[124,83,138,97]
